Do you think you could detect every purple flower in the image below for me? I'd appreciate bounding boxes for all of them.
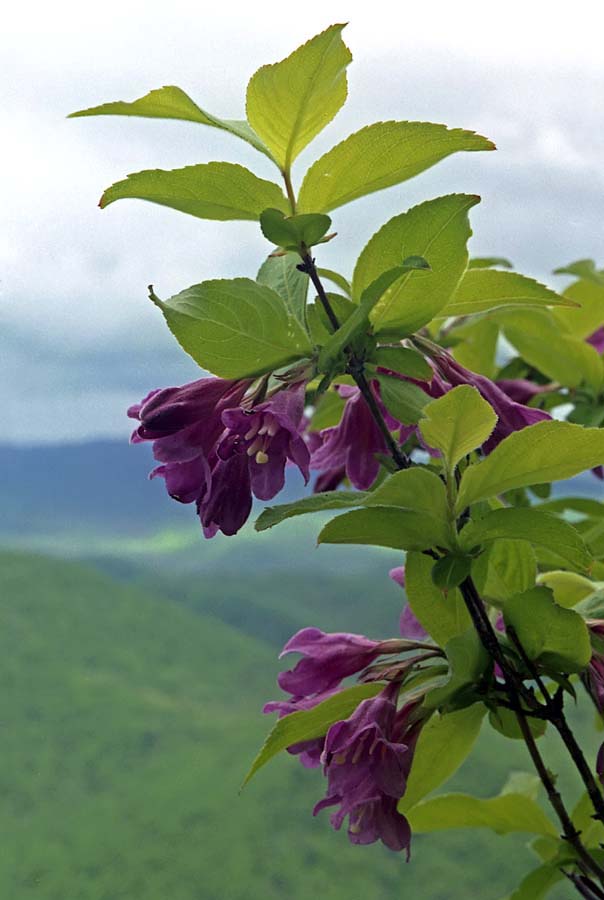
[582,622,604,713]
[389,567,429,641]
[277,627,385,696]
[587,326,604,354]
[219,381,310,501]
[314,684,423,854]
[129,377,310,537]
[311,383,398,490]
[495,378,549,406]
[432,352,550,451]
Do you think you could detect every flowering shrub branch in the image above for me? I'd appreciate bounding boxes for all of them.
[72,23,604,899]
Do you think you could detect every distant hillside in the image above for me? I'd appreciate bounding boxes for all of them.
[1,551,577,899]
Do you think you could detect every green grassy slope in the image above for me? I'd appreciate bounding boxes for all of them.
[2,551,577,900]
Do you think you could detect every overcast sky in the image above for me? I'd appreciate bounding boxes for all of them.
[3,0,604,442]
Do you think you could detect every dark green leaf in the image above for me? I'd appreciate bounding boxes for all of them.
[316,268,352,297]
[425,629,489,710]
[255,491,367,532]
[431,555,474,590]
[375,372,429,425]
[468,256,513,269]
[488,706,547,741]
[259,208,331,250]
[374,346,432,380]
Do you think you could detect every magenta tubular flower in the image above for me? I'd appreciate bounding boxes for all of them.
[495,378,550,406]
[277,627,385,696]
[582,622,604,713]
[314,684,423,854]
[219,381,310,501]
[311,384,397,490]
[587,326,604,354]
[432,352,550,451]
[128,376,251,503]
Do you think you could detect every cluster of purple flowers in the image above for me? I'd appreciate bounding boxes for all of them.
[128,377,310,536]
[264,626,427,853]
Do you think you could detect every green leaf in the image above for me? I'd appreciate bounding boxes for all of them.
[353,195,480,334]
[259,209,331,250]
[450,317,499,378]
[498,864,563,900]
[404,552,472,646]
[500,309,604,391]
[367,467,450,521]
[307,293,356,345]
[150,278,312,378]
[537,571,598,608]
[317,265,411,370]
[242,683,381,787]
[256,251,309,330]
[317,268,352,297]
[68,84,274,159]
[456,420,604,514]
[440,270,574,317]
[431,555,474,590]
[100,163,288,221]
[460,509,592,573]
[488,706,547,741]
[374,346,433,380]
[308,390,346,431]
[298,124,494,212]
[375,373,429,425]
[504,586,592,674]
[471,539,537,604]
[468,256,513,269]
[554,258,604,286]
[419,385,497,472]
[572,791,604,849]
[317,507,452,552]
[399,704,485,812]
[425,629,489,710]
[409,777,556,837]
[554,277,604,338]
[255,491,367,532]
[246,24,352,172]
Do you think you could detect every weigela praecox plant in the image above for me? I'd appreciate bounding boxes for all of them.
[72,25,604,898]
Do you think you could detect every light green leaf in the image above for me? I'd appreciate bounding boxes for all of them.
[488,706,547,741]
[504,586,592,674]
[307,293,356,345]
[255,491,367,532]
[456,421,604,514]
[450,317,499,378]
[572,791,604,849]
[554,258,604,287]
[471,539,537,604]
[100,163,288,221]
[68,84,274,159]
[246,24,352,172]
[409,779,556,837]
[317,268,352,297]
[498,864,563,900]
[259,208,331,250]
[353,195,479,334]
[537,571,599,608]
[318,507,452,553]
[460,509,592,573]
[367,467,450,519]
[500,309,603,391]
[399,704,485,812]
[425,629,489,709]
[298,124,493,212]
[375,373,429,425]
[468,256,513,269]
[150,278,312,378]
[374,346,433,380]
[242,683,381,787]
[256,251,309,329]
[440,270,574,317]
[554,277,604,338]
[419,385,497,472]
[404,552,472,646]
